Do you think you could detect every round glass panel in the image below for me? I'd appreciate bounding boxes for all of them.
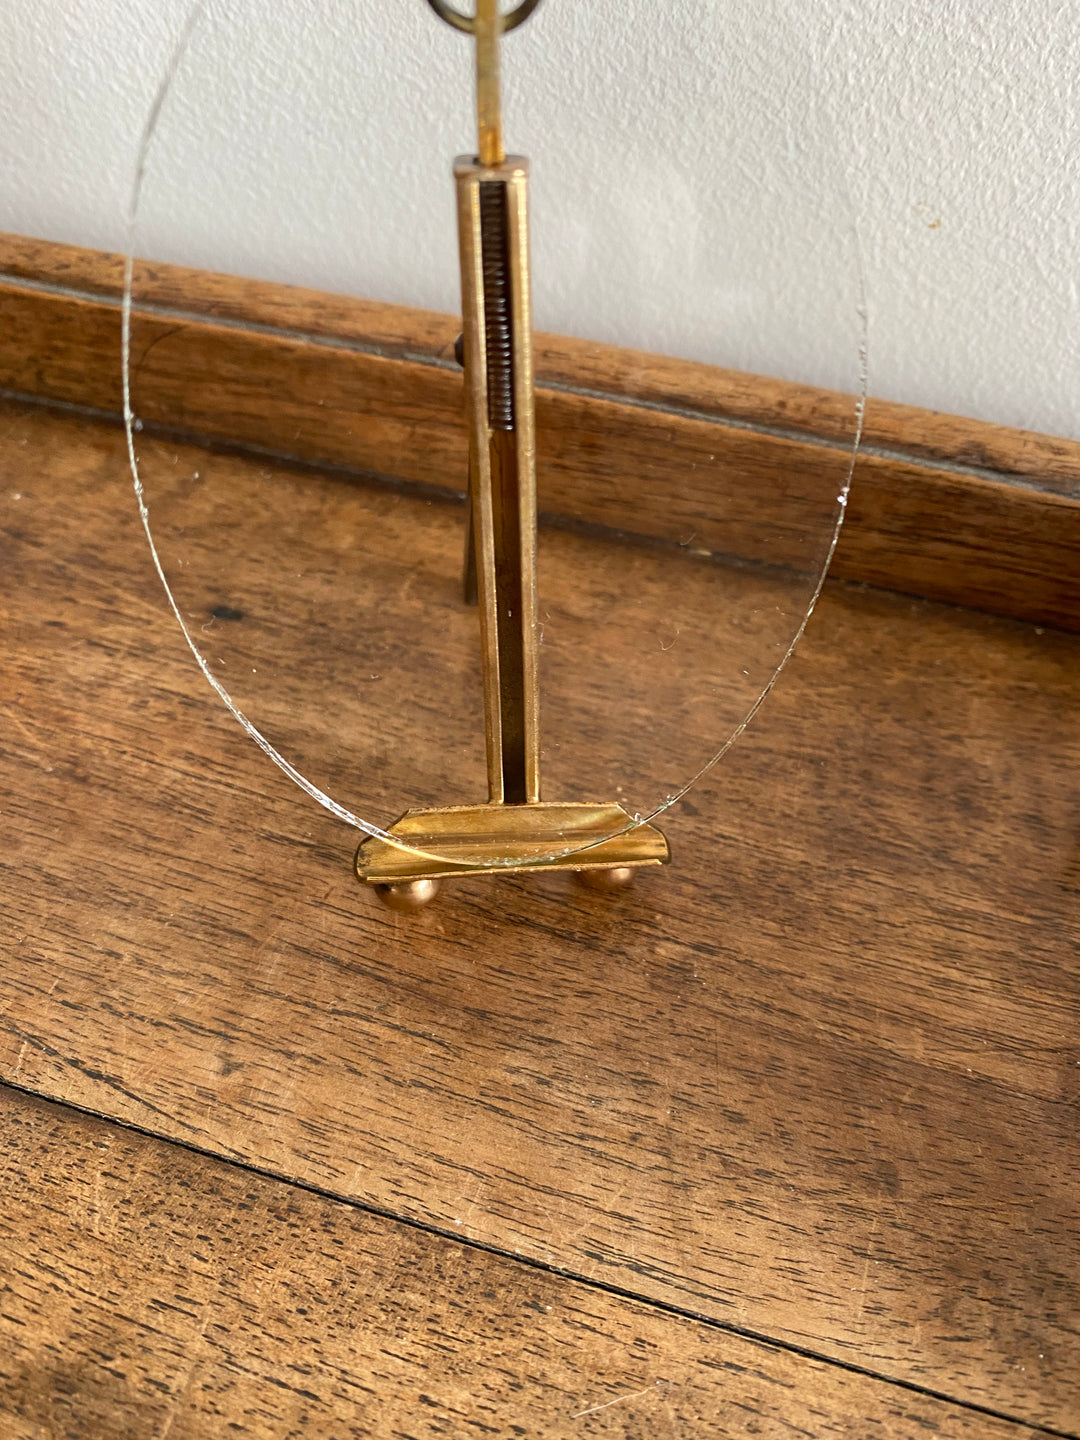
[124,0,867,870]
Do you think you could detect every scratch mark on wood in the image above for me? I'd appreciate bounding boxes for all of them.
[570,1380,661,1419]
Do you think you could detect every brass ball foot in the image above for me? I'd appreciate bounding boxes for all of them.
[574,865,636,891]
[373,878,441,911]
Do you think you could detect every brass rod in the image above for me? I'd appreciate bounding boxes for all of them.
[475,0,504,167]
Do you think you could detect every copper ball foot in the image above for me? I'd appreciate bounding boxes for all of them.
[374,878,441,911]
[574,865,636,891]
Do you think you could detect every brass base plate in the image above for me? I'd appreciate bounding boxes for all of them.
[354,801,669,885]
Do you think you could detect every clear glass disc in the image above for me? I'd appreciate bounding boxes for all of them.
[124,0,866,868]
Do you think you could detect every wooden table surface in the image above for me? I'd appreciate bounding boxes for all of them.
[1,397,1077,1438]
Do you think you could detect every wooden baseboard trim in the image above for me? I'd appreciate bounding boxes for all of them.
[2,231,1077,632]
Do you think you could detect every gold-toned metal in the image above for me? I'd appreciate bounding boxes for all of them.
[356,804,669,885]
[423,0,543,39]
[455,155,538,805]
[424,0,543,163]
[575,866,637,892]
[373,878,441,912]
[355,0,670,904]
[474,0,503,167]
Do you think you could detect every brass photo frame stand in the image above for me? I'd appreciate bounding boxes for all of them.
[355,0,669,908]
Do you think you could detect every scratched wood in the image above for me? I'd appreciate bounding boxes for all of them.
[1,399,1077,1430]
[1,232,1078,630]
[3,1086,1046,1440]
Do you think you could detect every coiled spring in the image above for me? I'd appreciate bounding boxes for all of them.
[479,182,515,431]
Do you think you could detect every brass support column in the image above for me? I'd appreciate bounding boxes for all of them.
[455,156,540,806]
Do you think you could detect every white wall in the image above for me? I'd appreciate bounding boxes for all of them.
[3,0,1078,439]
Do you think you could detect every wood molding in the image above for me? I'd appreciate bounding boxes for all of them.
[2,230,1077,630]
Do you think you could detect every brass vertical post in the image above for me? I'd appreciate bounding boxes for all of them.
[455,156,539,805]
[453,0,540,806]
[474,0,503,167]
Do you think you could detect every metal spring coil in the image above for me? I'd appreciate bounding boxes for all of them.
[479,182,515,431]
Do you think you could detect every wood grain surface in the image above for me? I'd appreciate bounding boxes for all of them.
[4,230,1079,490]
[1,231,1078,630]
[2,1084,1049,1440]
[1,399,1077,1433]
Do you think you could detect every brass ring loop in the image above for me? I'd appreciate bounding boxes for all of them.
[423,0,543,36]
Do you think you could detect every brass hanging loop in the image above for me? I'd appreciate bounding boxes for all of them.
[423,0,544,36]
[424,0,544,166]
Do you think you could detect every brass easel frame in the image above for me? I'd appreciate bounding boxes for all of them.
[355,0,668,907]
